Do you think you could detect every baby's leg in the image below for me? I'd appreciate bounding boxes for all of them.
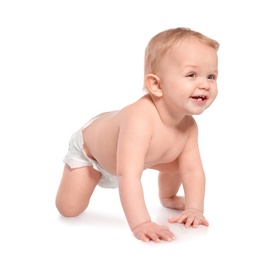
[55,164,101,217]
[158,171,185,210]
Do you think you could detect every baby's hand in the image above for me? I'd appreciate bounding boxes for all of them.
[168,208,209,228]
[132,221,175,243]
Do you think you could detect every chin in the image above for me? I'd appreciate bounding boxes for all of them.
[191,108,207,115]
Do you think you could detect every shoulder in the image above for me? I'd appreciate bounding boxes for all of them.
[113,95,158,141]
[179,116,199,152]
[118,94,158,125]
[182,116,199,136]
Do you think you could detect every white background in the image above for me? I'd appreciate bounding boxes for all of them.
[1,0,277,259]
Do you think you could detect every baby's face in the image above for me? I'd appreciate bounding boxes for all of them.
[157,37,219,115]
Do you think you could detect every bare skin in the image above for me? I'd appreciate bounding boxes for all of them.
[56,37,218,242]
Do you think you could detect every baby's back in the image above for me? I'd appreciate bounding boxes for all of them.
[82,94,193,176]
[82,110,120,175]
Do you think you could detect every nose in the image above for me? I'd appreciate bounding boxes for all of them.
[198,78,210,90]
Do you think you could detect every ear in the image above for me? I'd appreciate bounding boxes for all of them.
[145,74,163,97]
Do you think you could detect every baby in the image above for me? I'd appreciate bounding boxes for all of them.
[55,27,219,243]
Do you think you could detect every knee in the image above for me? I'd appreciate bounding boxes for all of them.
[159,195,185,211]
[56,206,80,218]
[55,198,87,217]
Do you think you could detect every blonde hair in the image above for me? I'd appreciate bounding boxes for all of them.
[143,27,219,90]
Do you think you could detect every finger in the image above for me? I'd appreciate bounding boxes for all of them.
[135,231,150,242]
[184,216,194,228]
[156,229,175,242]
[168,216,178,223]
[200,218,209,227]
[168,214,184,223]
[146,232,161,243]
[192,218,200,228]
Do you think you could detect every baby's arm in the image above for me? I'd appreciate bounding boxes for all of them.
[168,120,209,227]
[118,173,174,242]
[116,111,175,242]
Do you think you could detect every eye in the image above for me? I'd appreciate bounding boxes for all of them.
[187,73,197,78]
[208,74,217,80]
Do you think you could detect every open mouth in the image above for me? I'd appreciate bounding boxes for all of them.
[191,95,207,101]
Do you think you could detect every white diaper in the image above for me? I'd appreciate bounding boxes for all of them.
[63,116,118,189]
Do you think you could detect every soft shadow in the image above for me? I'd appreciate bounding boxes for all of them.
[57,210,126,228]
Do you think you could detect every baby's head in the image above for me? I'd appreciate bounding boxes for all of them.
[143,27,219,91]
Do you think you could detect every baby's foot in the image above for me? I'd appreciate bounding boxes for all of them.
[160,196,185,210]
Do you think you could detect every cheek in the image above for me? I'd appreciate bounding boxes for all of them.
[162,78,187,93]
[211,83,218,96]
[215,87,218,97]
